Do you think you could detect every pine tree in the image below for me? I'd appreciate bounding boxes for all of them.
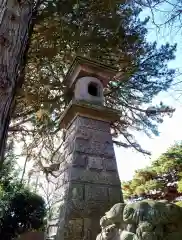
[130,0,182,31]
[0,1,177,171]
[122,142,182,202]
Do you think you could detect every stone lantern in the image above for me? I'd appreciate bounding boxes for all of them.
[47,56,123,240]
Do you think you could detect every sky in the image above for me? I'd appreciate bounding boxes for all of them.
[116,8,182,181]
[116,101,182,181]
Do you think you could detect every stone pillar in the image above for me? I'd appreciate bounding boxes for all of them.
[51,116,122,240]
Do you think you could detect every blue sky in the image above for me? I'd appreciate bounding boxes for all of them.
[116,101,182,181]
[116,8,182,181]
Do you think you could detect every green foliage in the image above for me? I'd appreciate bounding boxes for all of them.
[0,189,46,239]
[175,201,182,208]
[11,0,177,171]
[177,179,182,193]
[0,153,46,240]
[122,142,182,202]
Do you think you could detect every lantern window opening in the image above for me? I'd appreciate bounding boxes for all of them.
[88,82,100,97]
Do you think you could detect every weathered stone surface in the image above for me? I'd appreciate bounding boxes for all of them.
[49,115,122,240]
[83,218,92,239]
[75,139,115,157]
[64,199,113,217]
[70,183,84,200]
[72,153,87,167]
[108,187,123,203]
[85,185,108,201]
[64,218,84,239]
[97,200,182,240]
[64,141,75,155]
[65,119,78,136]
[76,116,111,132]
[103,158,118,172]
[74,127,112,142]
[70,168,120,185]
[87,156,103,170]
[65,121,113,146]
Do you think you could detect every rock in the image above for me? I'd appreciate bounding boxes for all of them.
[96,200,182,240]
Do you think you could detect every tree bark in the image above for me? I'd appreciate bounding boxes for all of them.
[0,91,15,168]
[0,0,37,168]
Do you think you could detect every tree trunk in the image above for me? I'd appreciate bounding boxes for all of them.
[0,0,37,168]
[0,91,15,168]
